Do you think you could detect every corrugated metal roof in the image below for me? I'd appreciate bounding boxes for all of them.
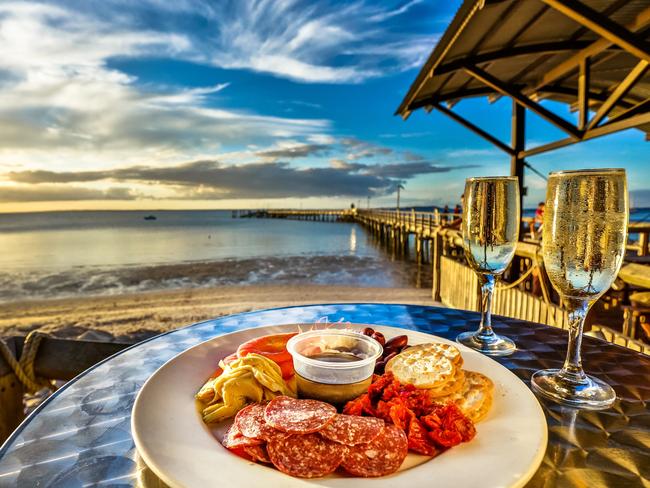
[397,0,650,141]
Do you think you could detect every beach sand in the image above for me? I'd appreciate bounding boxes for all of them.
[0,285,438,342]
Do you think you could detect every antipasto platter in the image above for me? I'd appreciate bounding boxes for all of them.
[132,324,547,487]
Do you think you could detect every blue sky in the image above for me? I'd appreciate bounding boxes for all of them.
[0,0,648,212]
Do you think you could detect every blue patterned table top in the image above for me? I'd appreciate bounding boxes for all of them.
[0,304,648,488]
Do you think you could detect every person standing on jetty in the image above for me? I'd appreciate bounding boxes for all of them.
[446,194,464,230]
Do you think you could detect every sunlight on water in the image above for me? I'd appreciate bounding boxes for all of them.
[349,227,357,253]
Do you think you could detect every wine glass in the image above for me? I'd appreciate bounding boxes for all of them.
[456,177,520,356]
[531,168,628,409]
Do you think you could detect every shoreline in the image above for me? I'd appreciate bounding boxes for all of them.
[0,253,432,305]
[0,284,437,342]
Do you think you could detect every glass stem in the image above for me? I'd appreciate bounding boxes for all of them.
[476,274,496,342]
[559,298,589,383]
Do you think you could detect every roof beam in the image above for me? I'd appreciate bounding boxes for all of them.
[532,4,650,93]
[464,65,581,139]
[410,84,628,112]
[430,102,514,155]
[397,0,485,117]
[541,0,650,62]
[588,60,649,129]
[434,40,600,76]
[521,111,650,157]
[578,57,590,130]
[543,85,634,109]
[606,99,650,125]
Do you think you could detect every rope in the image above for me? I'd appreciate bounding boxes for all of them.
[0,331,53,393]
[495,251,552,307]
[496,262,537,290]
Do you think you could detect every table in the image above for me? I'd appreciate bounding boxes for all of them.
[0,304,648,487]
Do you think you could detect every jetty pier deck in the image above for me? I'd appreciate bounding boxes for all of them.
[237,208,650,258]
[232,209,354,222]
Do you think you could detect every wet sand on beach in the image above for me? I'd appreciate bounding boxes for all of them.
[0,284,438,343]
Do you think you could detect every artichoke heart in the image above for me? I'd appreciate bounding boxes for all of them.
[197,352,295,424]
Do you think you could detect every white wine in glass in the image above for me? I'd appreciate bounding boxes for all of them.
[456,177,520,356]
[531,168,628,409]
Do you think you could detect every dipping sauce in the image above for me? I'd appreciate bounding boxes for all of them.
[296,373,372,405]
[286,329,383,406]
[309,351,363,362]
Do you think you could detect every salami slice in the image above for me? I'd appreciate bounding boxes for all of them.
[234,403,276,441]
[222,423,263,449]
[264,396,336,434]
[243,444,272,464]
[341,424,408,477]
[320,415,384,446]
[267,433,345,478]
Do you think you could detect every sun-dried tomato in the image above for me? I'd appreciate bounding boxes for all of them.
[388,402,412,431]
[407,417,438,456]
[343,373,476,456]
[343,394,365,416]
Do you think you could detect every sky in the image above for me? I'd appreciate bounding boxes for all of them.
[0,0,648,213]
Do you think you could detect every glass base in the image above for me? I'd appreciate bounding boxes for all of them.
[531,369,616,410]
[456,331,516,357]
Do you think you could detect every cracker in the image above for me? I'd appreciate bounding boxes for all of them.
[428,368,466,398]
[386,343,456,389]
[436,370,493,423]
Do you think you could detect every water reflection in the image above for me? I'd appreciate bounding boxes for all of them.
[349,227,357,253]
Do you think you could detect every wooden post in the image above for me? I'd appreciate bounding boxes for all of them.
[416,236,422,264]
[578,57,590,130]
[638,231,648,256]
[432,231,443,302]
[511,100,526,212]
[511,100,526,283]
[0,338,24,443]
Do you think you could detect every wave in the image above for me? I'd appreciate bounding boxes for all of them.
[0,255,431,303]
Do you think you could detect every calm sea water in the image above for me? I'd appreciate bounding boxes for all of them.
[0,208,646,303]
[0,210,428,302]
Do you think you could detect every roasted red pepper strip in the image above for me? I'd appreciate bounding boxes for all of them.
[236,332,298,379]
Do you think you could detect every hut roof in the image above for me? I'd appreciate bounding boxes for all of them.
[397,0,650,157]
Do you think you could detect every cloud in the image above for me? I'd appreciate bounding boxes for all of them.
[256,143,331,160]
[379,131,433,139]
[6,157,479,201]
[56,0,436,84]
[446,148,501,158]
[281,100,322,109]
[0,3,330,169]
[6,160,395,199]
[329,160,478,179]
[340,137,393,160]
[190,0,435,83]
[367,0,424,22]
[0,185,137,202]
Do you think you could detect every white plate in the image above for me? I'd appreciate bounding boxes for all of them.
[132,324,547,488]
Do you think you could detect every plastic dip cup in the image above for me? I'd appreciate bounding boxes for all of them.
[286,329,383,405]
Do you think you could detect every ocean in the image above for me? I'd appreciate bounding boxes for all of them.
[0,208,647,304]
[0,210,428,303]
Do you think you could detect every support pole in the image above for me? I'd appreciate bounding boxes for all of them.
[432,231,443,302]
[511,100,526,212]
[578,57,590,130]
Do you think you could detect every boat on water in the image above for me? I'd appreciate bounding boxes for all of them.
[144,215,157,221]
